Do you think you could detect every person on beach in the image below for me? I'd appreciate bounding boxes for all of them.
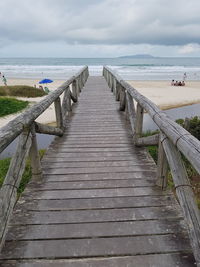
[171,79,175,86]
[2,75,7,86]
[183,72,187,81]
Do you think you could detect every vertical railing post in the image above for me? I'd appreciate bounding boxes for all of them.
[115,81,120,101]
[126,91,136,135]
[161,133,200,265]
[77,76,82,94]
[0,129,32,250]
[119,86,126,111]
[135,103,144,144]
[54,96,63,129]
[72,80,78,101]
[29,123,42,180]
[111,75,114,92]
[156,133,168,189]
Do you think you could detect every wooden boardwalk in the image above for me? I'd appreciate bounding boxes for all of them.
[0,77,196,266]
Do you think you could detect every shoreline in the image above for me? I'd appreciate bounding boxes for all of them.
[0,78,200,128]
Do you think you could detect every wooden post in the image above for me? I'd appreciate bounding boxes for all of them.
[72,80,78,101]
[54,97,63,129]
[161,133,200,265]
[112,78,116,95]
[135,103,144,144]
[108,73,112,88]
[119,86,126,111]
[115,81,120,101]
[62,87,69,121]
[29,123,42,180]
[0,129,32,250]
[78,76,82,93]
[156,133,168,189]
[111,75,114,92]
[126,91,136,135]
[66,89,72,112]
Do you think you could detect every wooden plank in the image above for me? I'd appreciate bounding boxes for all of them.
[16,195,176,211]
[42,165,156,175]
[27,179,155,190]
[0,235,191,260]
[0,253,196,267]
[42,156,152,162]
[43,171,156,182]
[41,161,154,168]
[6,219,188,241]
[21,187,171,200]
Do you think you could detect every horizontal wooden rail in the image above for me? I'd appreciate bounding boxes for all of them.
[0,66,89,251]
[103,66,200,266]
[0,66,89,153]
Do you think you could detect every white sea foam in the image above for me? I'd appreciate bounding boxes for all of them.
[1,57,200,80]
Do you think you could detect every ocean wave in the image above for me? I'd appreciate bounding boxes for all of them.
[0,61,200,80]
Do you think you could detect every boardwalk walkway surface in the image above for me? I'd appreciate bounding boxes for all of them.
[0,77,196,266]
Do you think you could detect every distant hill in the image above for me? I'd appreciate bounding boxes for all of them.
[118,54,155,59]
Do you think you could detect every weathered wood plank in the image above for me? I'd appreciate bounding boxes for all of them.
[43,171,157,182]
[42,160,154,168]
[6,219,187,241]
[0,253,195,267]
[0,234,191,260]
[21,187,170,200]
[16,195,176,211]
[42,165,156,175]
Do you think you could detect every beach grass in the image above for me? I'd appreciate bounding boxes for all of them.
[0,97,29,117]
[0,85,46,97]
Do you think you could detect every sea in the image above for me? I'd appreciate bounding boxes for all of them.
[0,57,200,80]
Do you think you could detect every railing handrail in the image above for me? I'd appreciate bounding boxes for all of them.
[0,66,89,251]
[104,66,200,174]
[0,66,88,153]
[103,66,200,265]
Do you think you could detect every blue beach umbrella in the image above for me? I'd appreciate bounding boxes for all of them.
[39,78,53,84]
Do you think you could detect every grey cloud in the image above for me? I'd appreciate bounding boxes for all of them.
[0,0,200,46]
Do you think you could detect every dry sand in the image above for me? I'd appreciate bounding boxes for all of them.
[127,80,200,110]
[0,78,200,128]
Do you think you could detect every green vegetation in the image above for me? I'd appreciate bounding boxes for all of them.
[0,98,29,117]
[0,149,46,195]
[0,85,46,97]
[143,116,200,208]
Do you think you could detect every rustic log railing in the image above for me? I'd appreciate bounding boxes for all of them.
[0,66,89,250]
[103,66,200,266]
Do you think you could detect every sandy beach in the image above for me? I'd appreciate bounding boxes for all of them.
[128,80,200,110]
[0,78,200,128]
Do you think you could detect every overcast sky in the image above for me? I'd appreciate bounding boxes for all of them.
[0,0,200,57]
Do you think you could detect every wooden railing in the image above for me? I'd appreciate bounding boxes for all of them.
[103,66,200,265]
[0,66,89,250]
